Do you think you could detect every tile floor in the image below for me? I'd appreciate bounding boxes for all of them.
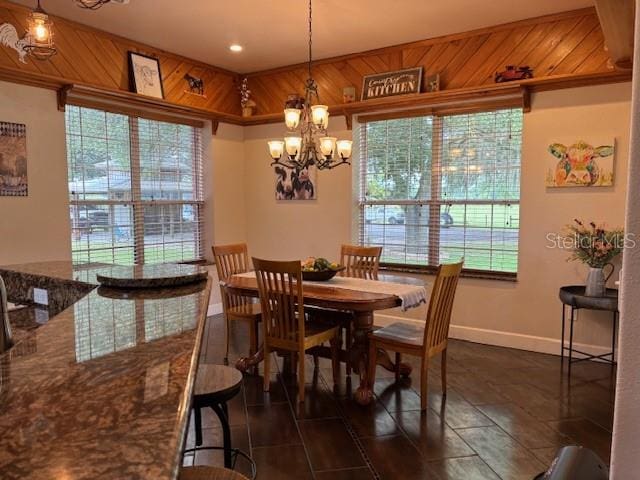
[183,314,615,480]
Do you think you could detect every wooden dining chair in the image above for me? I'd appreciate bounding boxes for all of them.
[212,243,261,363]
[367,261,463,410]
[340,244,383,280]
[253,257,340,403]
[335,244,382,374]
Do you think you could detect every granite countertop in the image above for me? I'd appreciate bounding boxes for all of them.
[0,261,212,480]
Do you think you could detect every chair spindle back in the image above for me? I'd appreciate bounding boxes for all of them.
[212,243,252,310]
[340,245,382,280]
[252,258,305,348]
[424,261,463,354]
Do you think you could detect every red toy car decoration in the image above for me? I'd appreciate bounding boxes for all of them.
[494,65,533,83]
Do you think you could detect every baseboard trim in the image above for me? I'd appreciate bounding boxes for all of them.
[207,302,223,317]
[374,313,615,360]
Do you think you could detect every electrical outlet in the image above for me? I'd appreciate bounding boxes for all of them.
[33,288,48,306]
[35,308,49,324]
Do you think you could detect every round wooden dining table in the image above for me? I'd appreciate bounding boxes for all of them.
[224,273,425,405]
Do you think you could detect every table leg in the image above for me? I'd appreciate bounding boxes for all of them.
[236,346,264,373]
[351,311,373,405]
[561,304,566,361]
[612,311,618,366]
[376,348,413,377]
[352,311,412,406]
[568,307,575,375]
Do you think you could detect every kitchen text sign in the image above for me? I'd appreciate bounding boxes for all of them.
[361,67,423,101]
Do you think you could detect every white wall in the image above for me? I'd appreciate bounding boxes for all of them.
[435,82,630,353]
[242,83,632,355]
[203,122,247,308]
[243,117,353,261]
[0,81,71,265]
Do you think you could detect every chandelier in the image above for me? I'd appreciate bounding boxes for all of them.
[75,0,129,10]
[75,0,111,9]
[23,0,56,60]
[267,0,352,170]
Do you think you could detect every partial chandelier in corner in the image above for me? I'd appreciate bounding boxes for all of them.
[23,0,56,60]
[267,0,352,171]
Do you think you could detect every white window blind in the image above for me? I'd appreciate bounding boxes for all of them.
[66,106,204,266]
[359,108,522,275]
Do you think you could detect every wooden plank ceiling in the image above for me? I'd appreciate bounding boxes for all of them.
[247,8,616,115]
[0,2,627,123]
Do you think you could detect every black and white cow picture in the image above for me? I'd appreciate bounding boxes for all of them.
[275,165,316,200]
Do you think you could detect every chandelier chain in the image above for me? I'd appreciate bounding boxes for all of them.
[267,0,351,171]
[308,0,312,79]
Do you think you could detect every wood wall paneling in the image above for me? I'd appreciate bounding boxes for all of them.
[0,2,630,125]
[0,0,242,117]
[246,8,622,116]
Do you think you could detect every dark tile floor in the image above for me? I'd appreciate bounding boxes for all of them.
[183,315,616,480]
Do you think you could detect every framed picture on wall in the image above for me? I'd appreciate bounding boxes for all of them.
[545,139,615,187]
[128,51,164,99]
[275,165,317,200]
[0,122,27,197]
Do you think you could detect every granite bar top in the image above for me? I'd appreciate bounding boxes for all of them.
[0,261,212,480]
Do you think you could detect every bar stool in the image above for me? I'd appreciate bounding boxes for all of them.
[180,466,249,480]
[185,364,256,479]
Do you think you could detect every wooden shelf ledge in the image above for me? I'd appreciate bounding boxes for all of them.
[0,65,630,132]
[242,70,631,128]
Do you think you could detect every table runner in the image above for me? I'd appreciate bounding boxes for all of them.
[232,272,427,311]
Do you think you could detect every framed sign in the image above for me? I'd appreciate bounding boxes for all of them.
[128,51,164,99]
[0,122,27,197]
[361,67,422,101]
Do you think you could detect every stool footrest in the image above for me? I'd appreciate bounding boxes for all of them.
[183,446,256,480]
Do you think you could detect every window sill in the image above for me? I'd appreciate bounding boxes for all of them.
[179,259,213,267]
[379,264,517,282]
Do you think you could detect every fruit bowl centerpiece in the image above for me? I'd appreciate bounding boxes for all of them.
[301,257,345,281]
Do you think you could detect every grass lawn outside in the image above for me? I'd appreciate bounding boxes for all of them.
[72,240,196,265]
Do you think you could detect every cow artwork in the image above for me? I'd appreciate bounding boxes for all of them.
[275,165,316,200]
[546,140,615,188]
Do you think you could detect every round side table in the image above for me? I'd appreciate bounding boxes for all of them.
[559,285,618,372]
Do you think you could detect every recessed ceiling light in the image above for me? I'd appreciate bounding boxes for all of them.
[229,44,243,53]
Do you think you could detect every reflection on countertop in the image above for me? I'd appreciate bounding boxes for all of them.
[0,261,212,480]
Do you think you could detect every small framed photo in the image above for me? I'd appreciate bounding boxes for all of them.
[425,73,440,92]
[128,51,164,99]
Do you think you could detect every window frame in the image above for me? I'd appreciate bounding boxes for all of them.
[66,106,205,266]
[357,109,522,280]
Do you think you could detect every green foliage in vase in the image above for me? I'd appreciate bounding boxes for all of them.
[565,219,624,268]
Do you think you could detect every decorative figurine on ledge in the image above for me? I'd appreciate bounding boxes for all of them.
[495,65,533,83]
[239,77,256,117]
[285,93,305,110]
[184,73,204,96]
[0,23,30,64]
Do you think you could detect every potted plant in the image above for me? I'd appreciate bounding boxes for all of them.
[239,78,256,117]
[565,219,624,296]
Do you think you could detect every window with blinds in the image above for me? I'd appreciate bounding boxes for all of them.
[359,108,522,275]
[66,106,204,266]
